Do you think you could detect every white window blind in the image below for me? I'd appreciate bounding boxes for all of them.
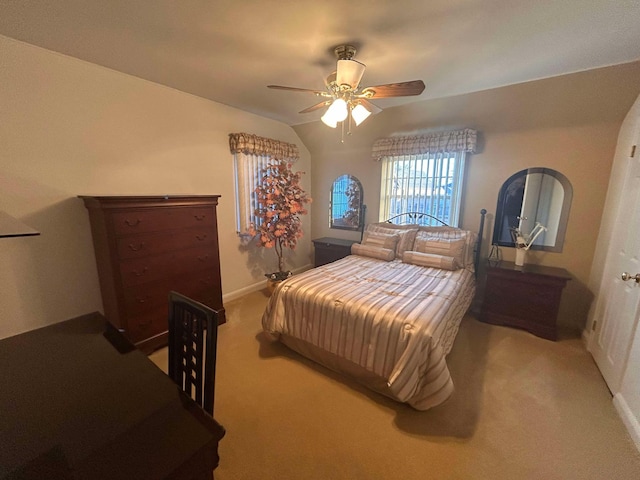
[373,129,476,227]
[379,151,466,226]
[233,152,273,235]
[228,132,299,236]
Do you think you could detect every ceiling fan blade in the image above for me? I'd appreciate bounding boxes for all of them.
[267,85,327,95]
[360,80,425,98]
[359,99,382,115]
[299,100,332,114]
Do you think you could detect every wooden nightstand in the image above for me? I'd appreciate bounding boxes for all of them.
[312,237,358,267]
[480,261,571,341]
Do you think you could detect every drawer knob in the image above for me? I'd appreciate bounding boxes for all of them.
[133,267,148,277]
[194,214,206,221]
[136,295,150,304]
[128,242,146,252]
[196,234,207,241]
[197,255,209,262]
[124,219,141,227]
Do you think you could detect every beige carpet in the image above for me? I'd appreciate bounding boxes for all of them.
[150,289,640,480]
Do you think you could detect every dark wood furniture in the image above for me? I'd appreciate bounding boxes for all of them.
[480,261,571,340]
[312,237,358,267]
[79,195,225,353]
[0,312,225,480]
[169,291,220,416]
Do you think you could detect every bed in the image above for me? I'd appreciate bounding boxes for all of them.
[261,210,486,410]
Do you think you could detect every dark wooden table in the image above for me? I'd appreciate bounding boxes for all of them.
[0,312,224,480]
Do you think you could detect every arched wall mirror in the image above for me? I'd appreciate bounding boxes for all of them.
[493,168,572,252]
[330,174,364,231]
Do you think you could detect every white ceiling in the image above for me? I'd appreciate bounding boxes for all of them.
[1,0,639,126]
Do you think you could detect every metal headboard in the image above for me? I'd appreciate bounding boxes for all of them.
[379,209,487,277]
[384,211,449,226]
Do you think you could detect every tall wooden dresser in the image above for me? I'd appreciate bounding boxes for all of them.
[80,195,225,353]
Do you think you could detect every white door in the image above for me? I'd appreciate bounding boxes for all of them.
[590,130,640,393]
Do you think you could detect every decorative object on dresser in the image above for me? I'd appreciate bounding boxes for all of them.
[493,167,572,253]
[79,195,225,353]
[480,261,571,340]
[312,237,358,267]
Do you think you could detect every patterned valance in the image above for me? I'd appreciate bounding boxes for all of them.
[229,132,299,163]
[371,128,477,161]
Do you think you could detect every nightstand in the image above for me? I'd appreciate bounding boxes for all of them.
[480,261,571,341]
[312,237,358,267]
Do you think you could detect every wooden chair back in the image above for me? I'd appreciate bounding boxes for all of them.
[168,291,219,416]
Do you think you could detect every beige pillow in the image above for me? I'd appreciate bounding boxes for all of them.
[414,229,477,269]
[361,231,399,251]
[365,224,418,257]
[351,243,395,261]
[402,251,459,270]
[414,233,466,267]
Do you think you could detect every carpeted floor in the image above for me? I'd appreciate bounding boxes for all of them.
[150,289,640,479]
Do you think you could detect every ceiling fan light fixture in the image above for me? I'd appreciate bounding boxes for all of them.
[321,110,338,128]
[322,98,348,127]
[336,59,366,89]
[351,103,372,126]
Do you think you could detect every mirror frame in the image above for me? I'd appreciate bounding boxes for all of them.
[330,175,364,231]
[492,167,572,252]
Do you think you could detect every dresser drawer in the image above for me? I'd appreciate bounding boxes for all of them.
[119,255,170,287]
[122,269,219,316]
[123,280,173,316]
[480,261,571,340]
[127,307,168,343]
[112,207,215,236]
[172,247,217,276]
[180,271,222,306]
[119,246,216,287]
[116,228,215,259]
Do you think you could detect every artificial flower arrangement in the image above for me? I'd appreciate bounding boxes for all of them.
[248,160,312,281]
[511,222,548,250]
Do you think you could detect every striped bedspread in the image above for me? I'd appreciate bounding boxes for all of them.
[261,254,475,410]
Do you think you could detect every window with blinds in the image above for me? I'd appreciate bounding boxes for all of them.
[379,151,466,226]
[233,152,273,235]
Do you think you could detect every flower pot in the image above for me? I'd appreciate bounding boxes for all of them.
[515,248,527,266]
[265,271,292,296]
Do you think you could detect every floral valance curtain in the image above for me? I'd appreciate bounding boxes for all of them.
[229,132,299,163]
[371,128,477,161]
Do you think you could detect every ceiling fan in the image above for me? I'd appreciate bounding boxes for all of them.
[268,45,425,135]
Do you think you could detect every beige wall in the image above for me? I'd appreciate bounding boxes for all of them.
[0,36,311,340]
[295,62,640,333]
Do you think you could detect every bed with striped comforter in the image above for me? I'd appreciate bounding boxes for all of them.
[261,253,475,410]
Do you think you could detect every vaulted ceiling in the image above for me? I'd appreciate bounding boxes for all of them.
[1,1,639,126]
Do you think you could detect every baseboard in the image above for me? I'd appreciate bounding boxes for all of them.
[613,392,640,453]
[222,263,314,304]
